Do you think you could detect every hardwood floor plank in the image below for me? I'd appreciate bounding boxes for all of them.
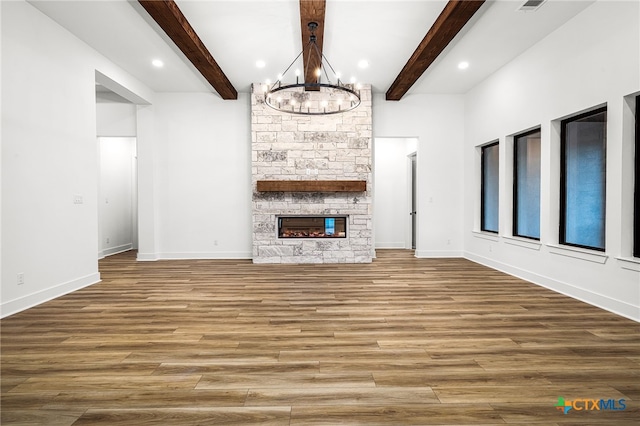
[373,371,552,387]
[8,375,202,393]
[196,372,376,390]
[43,389,249,410]
[290,404,503,425]
[492,403,640,424]
[433,384,629,404]
[245,386,439,406]
[72,407,292,426]
[0,409,85,426]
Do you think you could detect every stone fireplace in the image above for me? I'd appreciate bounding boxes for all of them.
[251,83,372,264]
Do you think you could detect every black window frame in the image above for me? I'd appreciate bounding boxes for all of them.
[513,128,542,240]
[481,141,500,234]
[559,106,607,252]
[634,95,639,258]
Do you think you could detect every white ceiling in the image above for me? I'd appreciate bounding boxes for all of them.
[29,0,595,98]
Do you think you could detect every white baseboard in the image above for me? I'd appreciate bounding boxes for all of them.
[155,251,252,260]
[1,272,101,319]
[465,251,640,322]
[375,242,407,249]
[99,243,133,259]
[136,252,159,261]
[415,250,464,258]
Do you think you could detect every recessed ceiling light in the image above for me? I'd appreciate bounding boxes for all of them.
[458,61,469,70]
[358,60,369,69]
[256,60,266,68]
[152,59,164,68]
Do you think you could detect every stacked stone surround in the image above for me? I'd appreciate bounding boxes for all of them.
[251,83,372,264]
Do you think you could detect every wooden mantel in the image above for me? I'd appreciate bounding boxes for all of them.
[257,180,366,193]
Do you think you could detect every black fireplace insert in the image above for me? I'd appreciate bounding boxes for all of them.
[278,216,346,238]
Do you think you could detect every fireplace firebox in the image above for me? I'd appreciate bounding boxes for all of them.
[278,216,346,238]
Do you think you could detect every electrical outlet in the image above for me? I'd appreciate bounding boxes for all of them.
[106,237,110,244]
[73,194,84,204]
[214,240,218,246]
[17,273,24,285]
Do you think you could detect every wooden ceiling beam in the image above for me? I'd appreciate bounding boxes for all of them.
[299,0,326,91]
[138,0,237,100]
[386,0,485,101]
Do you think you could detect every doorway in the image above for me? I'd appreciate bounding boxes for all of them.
[373,137,418,250]
[98,137,138,258]
[409,152,417,250]
[94,71,149,261]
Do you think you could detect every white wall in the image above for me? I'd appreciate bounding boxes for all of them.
[96,102,137,137]
[463,0,640,321]
[373,94,465,257]
[144,92,252,259]
[1,0,153,317]
[374,137,416,248]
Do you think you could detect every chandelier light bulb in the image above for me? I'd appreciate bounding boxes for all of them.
[315,68,321,77]
[295,69,301,76]
[277,73,283,81]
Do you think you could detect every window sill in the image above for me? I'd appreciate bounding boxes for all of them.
[547,244,608,264]
[503,236,542,251]
[616,257,640,272]
[472,230,499,242]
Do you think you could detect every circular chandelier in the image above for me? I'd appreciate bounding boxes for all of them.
[262,22,361,116]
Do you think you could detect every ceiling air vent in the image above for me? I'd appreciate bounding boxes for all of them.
[518,0,547,12]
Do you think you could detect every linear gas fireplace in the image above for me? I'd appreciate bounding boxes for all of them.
[278,216,346,238]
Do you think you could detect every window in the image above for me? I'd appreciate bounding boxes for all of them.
[481,142,499,233]
[513,129,541,240]
[634,96,639,257]
[560,107,607,251]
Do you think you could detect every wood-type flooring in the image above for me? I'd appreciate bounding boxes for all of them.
[1,250,639,425]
